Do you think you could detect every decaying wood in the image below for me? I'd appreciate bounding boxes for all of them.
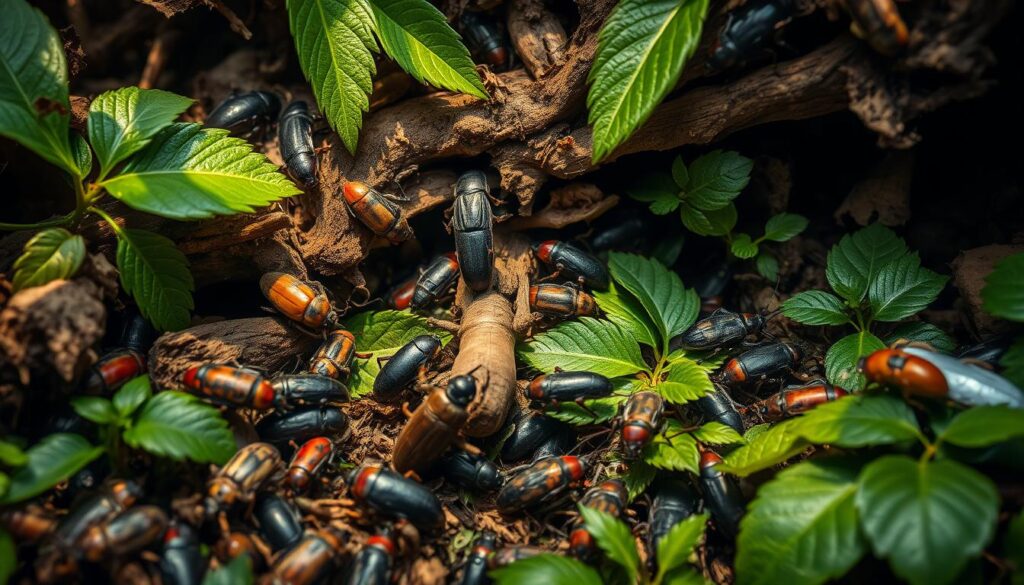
[951,245,1023,335]
[835,151,913,226]
[505,183,618,231]
[507,0,568,79]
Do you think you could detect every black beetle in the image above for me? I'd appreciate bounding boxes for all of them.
[79,506,168,562]
[535,240,610,290]
[452,170,494,292]
[50,479,142,552]
[160,520,205,585]
[647,479,700,563]
[373,335,443,402]
[205,90,282,136]
[254,494,304,552]
[706,0,795,72]
[411,253,460,310]
[589,212,649,252]
[526,371,613,408]
[279,100,318,188]
[437,450,504,492]
[697,387,744,435]
[496,456,587,514]
[118,309,157,354]
[693,263,734,315]
[671,309,769,352]
[345,529,395,585]
[458,531,497,585]
[500,410,575,462]
[346,464,444,531]
[272,373,350,406]
[460,11,508,69]
[699,450,745,539]
[256,406,349,449]
[719,342,802,385]
[957,335,1013,368]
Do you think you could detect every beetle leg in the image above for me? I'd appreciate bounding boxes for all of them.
[402,470,424,482]
[402,402,415,419]
[574,397,600,420]
[376,355,391,367]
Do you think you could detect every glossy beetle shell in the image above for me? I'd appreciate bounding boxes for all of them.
[622,391,665,459]
[309,329,358,381]
[372,334,442,401]
[648,479,700,561]
[720,342,802,384]
[205,91,281,135]
[411,253,460,310]
[160,520,204,585]
[119,311,157,354]
[699,451,744,539]
[1,507,56,543]
[496,455,586,513]
[438,450,504,492]
[270,528,346,585]
[343,181,405,239]
[80,506,168,562]
[346,532,394,585]
[500,411,575,462]
[273,374,350,406]
[207,443,283,511]
[697,388,744,435]
[183,364,277,409]
[863,347,1024,407]
[256,407,348,449]
[744,383,848,420]
[529,284,598,318]
[458,532,496,585]
[707,0,794,71]
[260,272,332,328]
[393,386,471,474]
[460,11,507,68]
[590,214,648,252]
[527,371,613,403]
[535,240,610,290]
[83,349,146,395]
[279,101,317,188]
[387,278,417,310]
[286,437,334,493]
[347,464,444,530]
[52,479,142,549]
[844,0,908,56]
[672,310,765,352]
[570,479,628,563]
[255,494,304,551]
[453,171,495,292]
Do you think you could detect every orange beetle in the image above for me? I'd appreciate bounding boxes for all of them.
[387,277,417,310]
[285,437,333,493]
[859,348,949,399]
[742,383,848,420]
[182,364,278,409]
[529,284,598,318]
[342,181,412,242]
[82,349,146,395]
[308,329,358,381]
[844,0,908,56]
[260,272,333,329]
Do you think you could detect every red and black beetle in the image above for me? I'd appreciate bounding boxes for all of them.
[496,455,587,514]
[342,181,412,242]
[621,391,665,460]
[285,436,334,493]
[182,364,277,410]
[741,382,848,421]
[534,240,610,290]
[529,283,598,318]
[569,479,628,563]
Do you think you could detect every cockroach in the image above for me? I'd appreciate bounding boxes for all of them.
[697,388,744,435]
[82,348,146,395]
[742,382,848,420]
[527,371,613,409]
[458,531,496,585]
[488,545,545,569]
[260,272,334,330]
[719,342,802,385]
[279,100,317,188]
[387,277,417,310]
[529,283,598,318]
[346,464,444,530]
[342,181,412,242]
[569,479,628,563]
[706,0,795,72]
[160,520,204,585]
[205,90,281,135]
[843,0,908,56]
[411,253,460,310]
[698,450,744,539]
[671,310,770,352]
[859,346,1024,408]
[535,240,610,290]
[256,406,349,449]
[270,527,347,585]
[957,335,1012,368]
[182,364,277,410]
[254,494,304,552]
[118,310,157,354]
[621,391,665,460]
[647,479,700,562]
[285,437,334,493]
[393,374,478,473]
[372,334,443,402]
[309,328,358,381]
[1,506,57,544]
[50,479,142,551]
[205,442,284,514]
[460,11,508,68]
[345,528,395,585]
[496,455,587,514]
[437,450,504,492]
[79,506,168,562]
[500,411,575,463]
[272,374,350,406]
[452,170,495,292]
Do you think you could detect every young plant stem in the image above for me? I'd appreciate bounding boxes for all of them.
[89,205,124,237]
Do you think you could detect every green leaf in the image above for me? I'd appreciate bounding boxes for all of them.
[202,554,253,585]
[794,394,922,448]
[762,213,808,242]
[656,512,708,579]
[657,358,713,404]
[546,394,627,426]
[609,252,699,343]
[825,331,885,391]
[663,569,708,585]
[100,123,299,220]
[70,396,119,425]
[587,0,709,162]
[11,228,86,291]
[594,281,659,348]
[692,421,744,446]
[781,290,850,326]
[868,254,947,322]
[702,203,738,236]
[730,234,758,260]
[0,440,27,467]
[115,228,194,332]
[1001,336,1024,389]
[630,173,683,216]
[671,155,689,188]
[369,0,487,100]
[651,194,683,215]
[938,405,1024,448]
[0,433,103,504]
[113,375,152,418]
[981,252,1024,322]
[825,223,908,303]
[644,419,699,473]
[88,87,193,176]
[287,0,377,154]
[856,456,998,585]
[683,150,753,211]
[884,322,956,353]
[623,459,656,501]
[721,418,808,477]
[124,391,236,464]
[518,317,647,379]
[0,0,77,173]
[0,527,14,585]
[736,459,865,585]
[579,506,640,580]
[491,554,603,585]
[71,132,92,177]
[756,251,779,282]
[1005,510,1024,584]
[342,310,452,397]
